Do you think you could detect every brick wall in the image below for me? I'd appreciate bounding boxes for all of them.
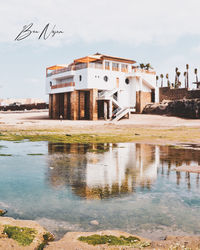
[159,87,200,102]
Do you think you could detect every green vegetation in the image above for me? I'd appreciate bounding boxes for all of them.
[0,154,12,156]
[78,234,150,247]
[0,127,199,144]
[3,225,37,246]
[37,232,55,250]
[27,153,44,156]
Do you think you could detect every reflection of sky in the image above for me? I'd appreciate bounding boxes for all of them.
[0,141,200,239]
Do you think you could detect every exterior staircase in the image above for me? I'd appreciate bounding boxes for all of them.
[98,89,130,121]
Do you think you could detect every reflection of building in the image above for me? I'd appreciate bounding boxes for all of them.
[47,143,160,199]
[158,145,200,189]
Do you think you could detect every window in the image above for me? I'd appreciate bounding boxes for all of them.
[50,81,52,86]
[121,64,128,73]
[79,75,82,81]
[112,62,119,71]
[104,76,108,82]
[105,61,110,70]
[125,78,130,84]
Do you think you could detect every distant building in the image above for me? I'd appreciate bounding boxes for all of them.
[0,98,45,106]
[46,53,158,120]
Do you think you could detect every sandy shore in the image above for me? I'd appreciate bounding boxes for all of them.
[0,110,200,129]
[0,110,200,145]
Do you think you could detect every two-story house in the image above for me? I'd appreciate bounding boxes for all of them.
[46,53,158,121]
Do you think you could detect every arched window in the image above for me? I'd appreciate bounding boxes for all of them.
[79,75,82,81]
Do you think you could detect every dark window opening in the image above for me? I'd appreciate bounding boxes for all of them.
[104,76,108,82]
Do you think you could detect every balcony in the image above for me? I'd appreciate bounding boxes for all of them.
[51,82,75,89]
[47,62,103,77]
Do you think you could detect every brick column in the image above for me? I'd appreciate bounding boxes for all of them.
[89,89,98,120]
[63,93,68,119]
[79,91,85,119]
[70,91,79,120]
[49,94,53,118]
[52,94,59,119]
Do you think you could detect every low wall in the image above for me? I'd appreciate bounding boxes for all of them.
[0,103,48,111]
[159,87,200,102]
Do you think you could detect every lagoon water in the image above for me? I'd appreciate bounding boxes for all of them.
[0,141,200,239]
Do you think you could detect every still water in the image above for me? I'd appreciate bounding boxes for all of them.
[0,141,200,240]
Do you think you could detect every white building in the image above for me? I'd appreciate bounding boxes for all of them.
[46,53,158,120]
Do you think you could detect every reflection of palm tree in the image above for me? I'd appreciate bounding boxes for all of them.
[176,171,181,186]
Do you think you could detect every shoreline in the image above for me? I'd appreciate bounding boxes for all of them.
[0,111,200,144]
[0,216,200,249]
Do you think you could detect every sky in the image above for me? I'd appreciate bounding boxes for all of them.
[1,0,200,100]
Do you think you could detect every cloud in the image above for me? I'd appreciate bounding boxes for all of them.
[1,0,200,46]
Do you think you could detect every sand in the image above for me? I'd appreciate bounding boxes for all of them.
[0,110,200,129]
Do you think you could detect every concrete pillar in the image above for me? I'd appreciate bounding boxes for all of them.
[79,91,85,119]
[109,99,112,119]
[63,93,68,119]
[70,91,79,120]
[89,89,98,120]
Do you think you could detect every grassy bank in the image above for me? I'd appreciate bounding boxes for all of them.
[0,126,200,144]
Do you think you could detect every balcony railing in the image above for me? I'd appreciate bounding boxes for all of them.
[47,62,103,77]
[51,82,75,89]
[133,68,156,75]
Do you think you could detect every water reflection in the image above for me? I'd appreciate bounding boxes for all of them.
[47,143,160,199]
[47,143,200,199]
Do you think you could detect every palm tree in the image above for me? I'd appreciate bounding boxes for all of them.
[145,63,153,70]
[176,71,181,88]
[156,75,159,86]
[184,72,187,88]
[186,64,189,88]
[160,74,164,87]
[140,63,145,69]
[175,67,178,86]
[166,73,170,87]
[194,68,198,83]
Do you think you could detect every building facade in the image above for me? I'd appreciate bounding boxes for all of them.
[46,53,158,120]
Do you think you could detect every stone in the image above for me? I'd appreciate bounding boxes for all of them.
[0,209,7,216]
[90,220,99,225]
[143,98,200,119]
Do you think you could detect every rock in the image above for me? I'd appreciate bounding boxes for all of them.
[143,98,200,119]
[0,209,7,216]
[90,220,99,225]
